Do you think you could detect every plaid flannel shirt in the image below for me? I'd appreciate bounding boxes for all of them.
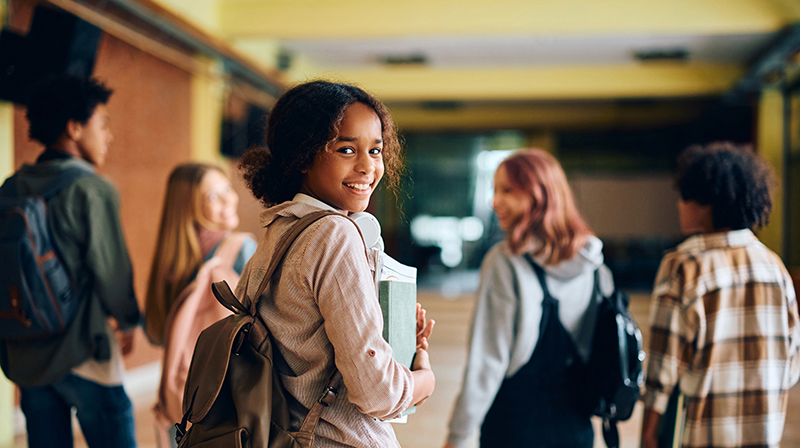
[642,229,800,448]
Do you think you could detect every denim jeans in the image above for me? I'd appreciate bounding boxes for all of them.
[19,373,137,448]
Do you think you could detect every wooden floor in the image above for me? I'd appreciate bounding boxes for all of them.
[12,288,800,447]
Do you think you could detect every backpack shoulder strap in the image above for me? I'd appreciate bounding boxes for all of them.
[38,166,95,200]
[244,210,344,314]
[523,253,556,303]
[211,281,248,314]
[0,173,19,197]
[210,212,342,317]
[210,211,348,441]
[592,268,604,299]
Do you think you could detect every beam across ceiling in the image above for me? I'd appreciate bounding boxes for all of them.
[318,63,745,102]
[387,99,708,131]
[219,0,789,39]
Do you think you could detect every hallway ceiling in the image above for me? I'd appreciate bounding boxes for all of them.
[279,33,775,69]
[212,0,800,129]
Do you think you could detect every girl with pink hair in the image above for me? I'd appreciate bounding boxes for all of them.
[444,149,615,448]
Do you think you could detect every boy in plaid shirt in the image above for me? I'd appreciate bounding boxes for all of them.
[640,142,800,448]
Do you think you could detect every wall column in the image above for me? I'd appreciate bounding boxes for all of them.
[190,56,225,165]
[0,101,16,446]
[2,1,19,441]
[757,88,785,257]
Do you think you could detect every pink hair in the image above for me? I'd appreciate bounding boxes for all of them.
[499,149,593,265]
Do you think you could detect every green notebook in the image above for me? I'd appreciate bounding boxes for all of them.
[378,254,418,420]
[378,279,417,418]
[378,280,417,369]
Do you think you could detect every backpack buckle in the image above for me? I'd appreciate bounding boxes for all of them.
[174,423,186,443]
[317,387,336,407]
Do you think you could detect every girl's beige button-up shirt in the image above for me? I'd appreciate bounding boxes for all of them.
[236,201,412,448]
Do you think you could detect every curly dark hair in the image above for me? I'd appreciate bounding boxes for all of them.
[239,80,403,206]
[26,75,113,146]
[675,141,775,230]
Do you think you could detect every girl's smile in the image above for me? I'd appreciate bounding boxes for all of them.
[300,102,385,213]
[492,165,531,231]
[199,169,240,231]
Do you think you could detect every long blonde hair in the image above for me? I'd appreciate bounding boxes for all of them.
[144,163,226,345]
[500,149,593,265]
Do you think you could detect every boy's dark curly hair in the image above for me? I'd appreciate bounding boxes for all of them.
[675,141,775,230]
[26,75,113,146]
[239,80,403,206]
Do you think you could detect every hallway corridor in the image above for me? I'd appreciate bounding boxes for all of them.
[13,289,800,448]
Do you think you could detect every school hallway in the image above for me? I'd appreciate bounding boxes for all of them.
[10,287,800,448]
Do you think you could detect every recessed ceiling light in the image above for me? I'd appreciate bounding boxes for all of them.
[379,53,428,65]
[633,48,689,62]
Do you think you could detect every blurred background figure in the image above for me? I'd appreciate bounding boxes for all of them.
[0,74,141,448]
[640,143,799,448]
[444,149,615,448]
[144,163,255,447]
[144,163,254,346]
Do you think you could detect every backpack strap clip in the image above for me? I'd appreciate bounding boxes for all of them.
[318,387,337,407]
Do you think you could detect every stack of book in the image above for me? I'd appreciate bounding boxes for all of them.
[378,253,417,421]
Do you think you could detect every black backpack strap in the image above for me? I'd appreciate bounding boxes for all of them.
[593,268,602,296]
[523,253,555,303]
[524,253,561,342]
[602,418,620,448]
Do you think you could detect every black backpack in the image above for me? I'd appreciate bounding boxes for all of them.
[527,256,644,448]
[0,167,92,340]
[583,273,644,448]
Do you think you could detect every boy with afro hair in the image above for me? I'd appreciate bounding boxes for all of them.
[640,142,800,448]
[0,75,140,448]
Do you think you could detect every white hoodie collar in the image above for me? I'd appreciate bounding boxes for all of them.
[529,235,605,280]
[292,193,338,212]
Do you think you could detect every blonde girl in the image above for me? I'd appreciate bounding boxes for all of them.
[144,163,255,345]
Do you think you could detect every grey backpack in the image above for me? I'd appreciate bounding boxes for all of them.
[0,167,91,340]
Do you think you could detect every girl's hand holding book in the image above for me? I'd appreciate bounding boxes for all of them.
[416,302,435,350]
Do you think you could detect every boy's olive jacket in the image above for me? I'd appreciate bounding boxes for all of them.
[0,157,140,387]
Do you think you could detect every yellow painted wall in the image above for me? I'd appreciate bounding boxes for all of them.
[771,0,800,21]
[232,38,281,71]
[757,88,785,257]
[0,102,14,448]
[326,63,745,102]
[152,0,219,33]
[220,0,788,38]
[190,57,226,166]
[0,103,12,179]
[389,100,706,131]
[1,10,16,440]
[1,1,16,441]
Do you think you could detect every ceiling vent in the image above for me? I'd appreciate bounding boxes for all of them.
[633,48,689,62]
[420,100,463,110]
[379,53,428,66]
